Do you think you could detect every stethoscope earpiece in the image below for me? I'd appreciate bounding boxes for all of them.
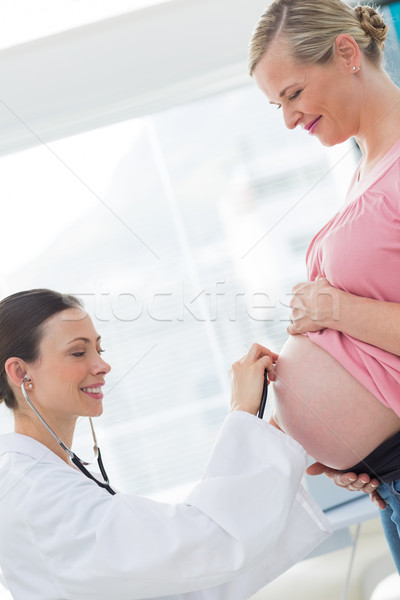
[23,374,33,389]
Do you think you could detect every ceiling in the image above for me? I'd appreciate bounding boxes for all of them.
[0,0,270,155]
[0,0,173,50]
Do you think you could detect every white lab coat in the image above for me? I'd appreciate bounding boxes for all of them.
[0,411,331,600]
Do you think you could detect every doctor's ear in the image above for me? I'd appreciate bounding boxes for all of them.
[4,358,30,388]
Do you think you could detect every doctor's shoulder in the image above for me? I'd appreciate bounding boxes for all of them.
[0,433,111,515]
[0,440,113,572]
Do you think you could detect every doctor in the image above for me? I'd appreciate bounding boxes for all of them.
[0,289,330,600]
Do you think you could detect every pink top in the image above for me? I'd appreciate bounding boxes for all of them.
[306,139,400,416]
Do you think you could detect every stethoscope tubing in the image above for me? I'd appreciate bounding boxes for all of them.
[257,370,268,420]
[21,380,115,495]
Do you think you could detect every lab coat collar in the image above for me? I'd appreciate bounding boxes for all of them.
[0,432,67,467]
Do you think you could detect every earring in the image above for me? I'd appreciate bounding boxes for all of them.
[28,383,33,389]
[352,66,361,72]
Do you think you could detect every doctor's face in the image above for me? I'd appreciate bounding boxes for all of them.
[25,308,111,424]
[253,38,361,147]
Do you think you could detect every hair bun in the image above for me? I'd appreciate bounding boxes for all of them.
[355,5,388,49]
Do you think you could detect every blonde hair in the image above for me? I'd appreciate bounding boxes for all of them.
[248,0,389,76]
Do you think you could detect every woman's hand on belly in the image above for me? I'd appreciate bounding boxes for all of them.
[307,461,386,510]
[288,276,400,356]
[287,276,339,335]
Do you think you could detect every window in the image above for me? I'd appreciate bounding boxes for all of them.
[0,81,358,500]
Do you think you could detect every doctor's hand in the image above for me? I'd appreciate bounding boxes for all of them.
[307,461,386,510]
[230,343,278,415]
[287,276,339,335]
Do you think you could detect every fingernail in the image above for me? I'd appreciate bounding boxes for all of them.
[348,477,357,482]
[371,483,378,488]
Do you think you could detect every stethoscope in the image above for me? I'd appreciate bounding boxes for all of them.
[20,368,268,495]
[21,378,116,495]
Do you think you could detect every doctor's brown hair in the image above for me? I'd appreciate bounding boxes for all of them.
[0,289,82,410]
[248,0,389,76]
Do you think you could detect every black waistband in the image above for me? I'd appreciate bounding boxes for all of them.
[344,430,400,483]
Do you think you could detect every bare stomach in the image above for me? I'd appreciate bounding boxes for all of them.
[273,334,400,470]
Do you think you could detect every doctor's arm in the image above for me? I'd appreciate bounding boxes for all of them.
[23,344,329,600]
[287,277,400,356]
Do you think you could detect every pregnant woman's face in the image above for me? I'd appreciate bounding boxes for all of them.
[252,36,362,147]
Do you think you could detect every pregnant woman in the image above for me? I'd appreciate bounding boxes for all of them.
[249,0,400,569]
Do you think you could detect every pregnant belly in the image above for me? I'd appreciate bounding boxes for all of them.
[273,334,400,470]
